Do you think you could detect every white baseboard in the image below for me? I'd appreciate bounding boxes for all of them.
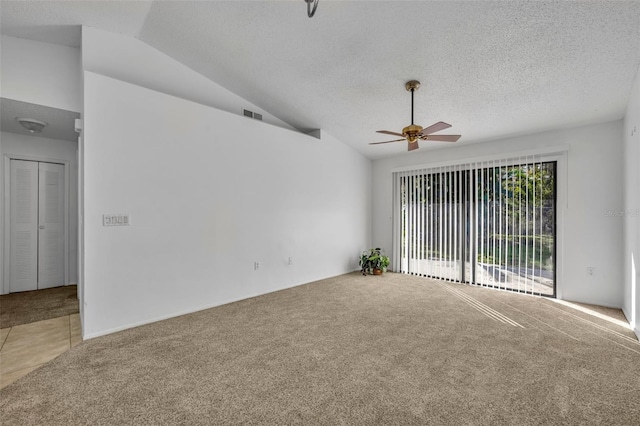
[83,299,234,340]
[83,271,354,340]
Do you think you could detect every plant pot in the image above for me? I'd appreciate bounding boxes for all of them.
[372,268,383,275]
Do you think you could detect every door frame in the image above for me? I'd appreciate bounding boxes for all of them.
[3,154,70,294]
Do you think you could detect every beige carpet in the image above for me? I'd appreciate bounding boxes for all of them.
[1,273,638,425]
[0,285,78,329]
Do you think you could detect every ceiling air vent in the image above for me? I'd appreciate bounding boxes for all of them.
[242,108,263,121]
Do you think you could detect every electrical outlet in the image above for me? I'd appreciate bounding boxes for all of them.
[288,257,293,265]
[586,267,595,276]
[254,262,260,270]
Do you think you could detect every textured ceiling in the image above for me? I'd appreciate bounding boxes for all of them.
[0,0,151,47]
[2,0,640,159]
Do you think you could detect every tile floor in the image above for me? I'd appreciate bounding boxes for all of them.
[0,313,81,389]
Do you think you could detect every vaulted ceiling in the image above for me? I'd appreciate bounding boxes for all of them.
[2,0,640,159]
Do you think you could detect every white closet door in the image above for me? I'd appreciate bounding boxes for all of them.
[37,162,65,289]
[9,160,38,292]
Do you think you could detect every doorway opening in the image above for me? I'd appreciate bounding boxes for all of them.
[2,154,79,326]
[9,159,66,293]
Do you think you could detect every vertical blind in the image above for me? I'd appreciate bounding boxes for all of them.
[393,157,556,296]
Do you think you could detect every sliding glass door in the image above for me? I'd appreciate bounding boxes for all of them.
[395,160,556,296]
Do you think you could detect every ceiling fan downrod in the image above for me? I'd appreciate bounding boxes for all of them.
[405,80,421,125]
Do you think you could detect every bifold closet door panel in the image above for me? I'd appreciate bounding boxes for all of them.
[10,160,39,292]
[37,162,65,289]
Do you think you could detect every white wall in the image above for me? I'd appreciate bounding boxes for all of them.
[82,71,371,338]
[0,134,3,292]
[372,121,624,308]
[623,63,640,339]
[0,36,81,112]
[1,132,79,293]
[81,26,296,132]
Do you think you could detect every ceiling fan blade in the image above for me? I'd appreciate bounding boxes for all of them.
[408,141,419,151]
[376,130,405,137]
[420,121,452,136]
[423,134,461,142]
[369,139,406,145]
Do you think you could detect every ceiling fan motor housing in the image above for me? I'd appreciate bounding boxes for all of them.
[402,124,423,142]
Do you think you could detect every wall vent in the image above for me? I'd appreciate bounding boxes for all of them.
[242,109,263,121]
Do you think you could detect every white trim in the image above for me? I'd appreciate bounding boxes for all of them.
[2,154,71,294]
[2,156,8,294]
[77,135,84,329]
[390,145,570,174]
[64,160,70,288]
[82,276,334,339]
[555,152,568,301]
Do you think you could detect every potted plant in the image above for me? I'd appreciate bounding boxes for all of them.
[359,248,391,275]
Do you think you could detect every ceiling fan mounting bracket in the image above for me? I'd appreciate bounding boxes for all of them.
[405,80,421,92]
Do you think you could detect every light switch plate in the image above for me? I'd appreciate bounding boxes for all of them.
[103,214,130,226]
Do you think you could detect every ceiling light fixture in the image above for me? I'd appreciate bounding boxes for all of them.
[15,117,48,133]
[305,0,319,18]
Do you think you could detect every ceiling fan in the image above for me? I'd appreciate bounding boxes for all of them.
[371,80,461,151]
